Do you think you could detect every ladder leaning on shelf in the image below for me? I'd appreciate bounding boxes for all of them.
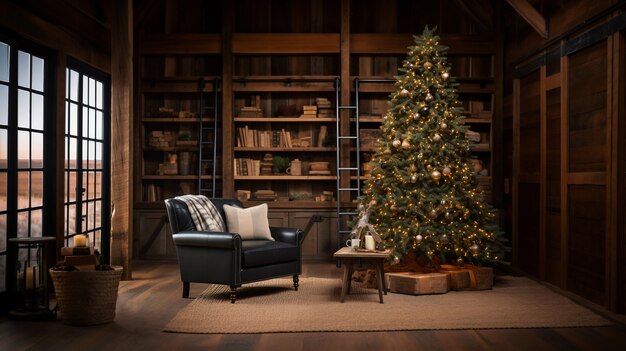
[198,78,220,198]
[335,77,359,258]
[335,78,397,259]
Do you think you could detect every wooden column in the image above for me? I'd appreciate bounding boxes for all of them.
[512,78,520,267]
[221,0,234,198]
[559,53,569,290]
[607,33,620,311]
[110,0,133,279]
[539,65,547,280]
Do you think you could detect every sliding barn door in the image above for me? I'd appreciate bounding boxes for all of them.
[565,41,610,306]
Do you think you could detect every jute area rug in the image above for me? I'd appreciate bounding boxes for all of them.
[164,276,612,334]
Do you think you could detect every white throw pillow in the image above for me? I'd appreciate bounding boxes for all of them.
[223,203,274,241]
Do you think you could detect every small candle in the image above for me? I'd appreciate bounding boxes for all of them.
[25,266,40,289]
[74,234,87,247]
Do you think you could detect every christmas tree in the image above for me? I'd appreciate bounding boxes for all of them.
[358,27,506,265]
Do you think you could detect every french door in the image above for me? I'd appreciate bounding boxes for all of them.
[63,61,110,263]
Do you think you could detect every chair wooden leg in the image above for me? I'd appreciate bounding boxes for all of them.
[182,282,190,298]
[230,286,237,303]
[293,275,299,291]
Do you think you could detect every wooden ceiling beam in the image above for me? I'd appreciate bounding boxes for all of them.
[505,0,548,38]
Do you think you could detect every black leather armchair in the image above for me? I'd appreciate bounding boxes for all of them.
[164,198,303,303]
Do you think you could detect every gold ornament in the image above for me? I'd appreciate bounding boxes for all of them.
[443,166,452,176]
[401,139,411,149]
[440,122,447,129]
[415,234,423,244]
[425,93,433,101]
[400,88,409,96]
[433,133,441,142]
[392,139,401,148]
[441,72,450,80]
[410,175,417,183]
[456,257,464,265]
[392,255,400,265]
[431,170,441,182]
[428,209,437,219]
[440,234,449,243]
[426,164,433,171]
[410,164,417,171]
[417,153,423,159]
[423,61,433,69]
[391,204,398,212]
[383,148,392,155]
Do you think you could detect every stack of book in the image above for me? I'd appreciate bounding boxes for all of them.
[234,158,261,176]
[260,153,273,175]
[236,126,293,148]
[60,235,97,271]
[316,98,333,117]
[301,105,318,117]
[253,189,278,201]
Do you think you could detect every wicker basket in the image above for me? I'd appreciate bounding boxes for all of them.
[49,266,123,325]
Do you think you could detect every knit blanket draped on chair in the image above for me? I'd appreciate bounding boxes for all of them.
[174,195,226,232]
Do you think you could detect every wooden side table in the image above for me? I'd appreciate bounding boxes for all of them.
[333,247,391,303]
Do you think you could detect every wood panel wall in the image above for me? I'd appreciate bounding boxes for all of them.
[504,0,625,312]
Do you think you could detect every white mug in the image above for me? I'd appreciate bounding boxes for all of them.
[365,235,375,250]
[346,238,360,249]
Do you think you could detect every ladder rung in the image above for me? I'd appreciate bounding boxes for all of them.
[338,212,358,216]
[337,136,357,139]
[338,187,359,191]
[338,106,357,109]
[337,167,359,171]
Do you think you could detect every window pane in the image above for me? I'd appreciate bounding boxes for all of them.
[94,171,102,198]
[0,214,6,250]
[82,106,88,137]
[17,131,29,167]
[17,211,28,237]
[0,173,6,211]
[31,93,44,130]
[89,78,96,107]
[95,142,102,169]
[68,170,77,201]
[83,75,88,104]
[31,171,43,207]
[86,202,93,231]
[70,69,79,102]
[0,85,7,125]
[30,209,42,237]
[82,139,89,169]
[89,108,96,139]
[65,204,77,235]
[31,132,43,167]
[96,81,103,109]
[0,42,9,82]
[83,171,90,200]
[96,111,103,140]
[17,51,30,88]
[65,68,69,98]
[89,140,96,169]
[94,201,102,229]
[69,102,78,136]
[0,129,6,164]
[32,56,44,92]
[68,137,77,169]
[18,89,29,128]
[82,202,88,229]
[17,171,29,209]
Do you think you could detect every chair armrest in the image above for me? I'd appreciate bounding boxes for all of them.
[271,227,303,246]
[172,232,242,250]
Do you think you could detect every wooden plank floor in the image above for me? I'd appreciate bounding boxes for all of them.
[1,261,625,351]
